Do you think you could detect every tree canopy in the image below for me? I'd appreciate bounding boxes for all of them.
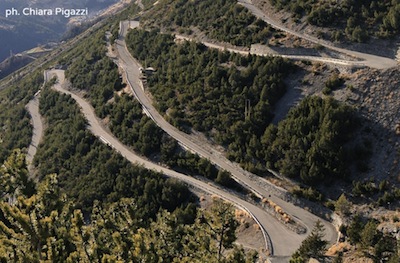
[0,71,43,163]
[35,87,192,218]
[0,152,255,262]
[290,220,327,263]
[261,96,358,184]
[143,0,274,47]
[269,0,400,41]
[126,28,293,175]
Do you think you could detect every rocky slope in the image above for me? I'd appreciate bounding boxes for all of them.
[346,68,400,182]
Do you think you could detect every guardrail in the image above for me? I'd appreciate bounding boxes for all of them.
[117,20,310,237]
[116,22,274,253]
[185,184,272,255]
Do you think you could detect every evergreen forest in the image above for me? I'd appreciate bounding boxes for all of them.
[269,0,400,42]
[125,28,360,185]
[0,0,393,261]
[143,0,275,47]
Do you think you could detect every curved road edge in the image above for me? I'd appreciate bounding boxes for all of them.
[174,34,364,68]
[25,71,48,176]
[238,0,398,69]
[116,20,338,249]
[47,69,310,257]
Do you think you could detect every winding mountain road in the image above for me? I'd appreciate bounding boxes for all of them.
[238,0,398,69]
[175,34,365,67]
[47,69,309,258]
[25,95,42,169]
[25,71,48,176]
[115,20,338,256]
[22,1,399,261]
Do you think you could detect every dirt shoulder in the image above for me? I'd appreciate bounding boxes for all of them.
[252,0,400,58]
[194,191,269,260]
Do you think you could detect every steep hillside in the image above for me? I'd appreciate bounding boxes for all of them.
[137,0,400,220]
[0,55,35,79]
[343,68,400,183]
[264,0,400,40]
[0,4,265,261]
[0,0,400,262]
[253,0,400,58]
[142,0,276,47]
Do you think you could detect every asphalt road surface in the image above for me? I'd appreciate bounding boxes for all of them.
[175,34,365,67]
[22,1,399,260]
[47,69,312,258]
[115,21,338,255]
[238,0,398,69]
[25,96,42,173]
[25,71,48,176]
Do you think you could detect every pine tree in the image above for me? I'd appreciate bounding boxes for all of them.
[335,193,351,216]
[0,149,35,200]
[361,221,377,250]
[290,220,328,262]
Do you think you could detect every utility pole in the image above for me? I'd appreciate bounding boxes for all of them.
[245,99,251,120]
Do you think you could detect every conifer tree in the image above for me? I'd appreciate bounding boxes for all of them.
[290,220,327,262]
